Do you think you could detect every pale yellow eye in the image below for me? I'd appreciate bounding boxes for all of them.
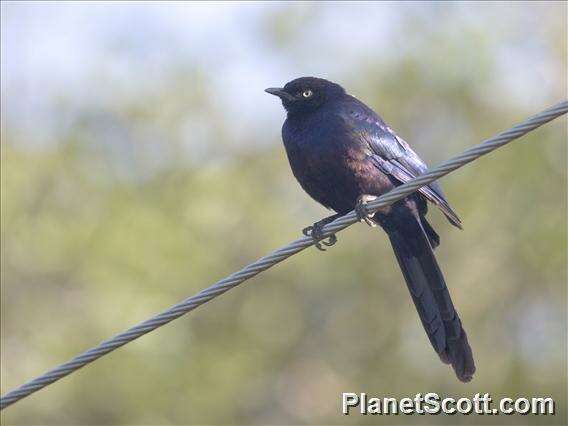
[302,89,313,98]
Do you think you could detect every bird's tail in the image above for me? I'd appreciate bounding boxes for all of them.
[384,216,475,382]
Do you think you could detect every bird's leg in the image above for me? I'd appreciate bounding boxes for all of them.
[355,194,379,227]
[302,214,341,251]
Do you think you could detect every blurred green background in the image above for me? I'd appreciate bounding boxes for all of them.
[1,1,566,425]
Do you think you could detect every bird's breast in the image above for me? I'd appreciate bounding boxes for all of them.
[281,115,380,213]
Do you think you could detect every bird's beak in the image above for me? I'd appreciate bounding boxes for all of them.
[265,87,296,102]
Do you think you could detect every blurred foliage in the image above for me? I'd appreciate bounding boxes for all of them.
[1,2,567,425]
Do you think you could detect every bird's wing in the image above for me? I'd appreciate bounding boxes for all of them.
[340,102,462,228]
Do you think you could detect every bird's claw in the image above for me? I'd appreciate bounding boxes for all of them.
[355,195,378,227]
[302,222,337,251]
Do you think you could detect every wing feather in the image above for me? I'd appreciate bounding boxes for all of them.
[340,100,462,228]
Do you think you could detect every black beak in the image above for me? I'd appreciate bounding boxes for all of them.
[265,87,296,102]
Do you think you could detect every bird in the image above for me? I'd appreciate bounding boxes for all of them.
[265,77,475,382]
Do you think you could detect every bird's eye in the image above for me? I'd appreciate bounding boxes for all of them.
[302,89,313,98]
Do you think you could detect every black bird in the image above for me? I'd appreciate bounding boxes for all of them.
[266,77,475,382]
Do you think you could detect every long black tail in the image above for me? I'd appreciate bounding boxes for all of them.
[385,216,475,382]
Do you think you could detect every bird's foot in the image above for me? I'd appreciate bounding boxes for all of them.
[355,195,378,227]
[302,215,340,251]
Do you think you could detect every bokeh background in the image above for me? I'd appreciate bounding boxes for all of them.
[1,1,566,425]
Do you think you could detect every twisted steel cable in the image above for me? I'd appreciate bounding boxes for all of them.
[1,100,567,410]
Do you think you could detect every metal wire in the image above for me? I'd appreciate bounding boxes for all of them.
[1,100,567,411]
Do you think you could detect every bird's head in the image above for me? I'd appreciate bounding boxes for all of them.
[265,77,345,115]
